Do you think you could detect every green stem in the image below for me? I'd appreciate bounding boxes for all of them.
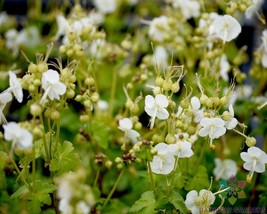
[193,141,206,172]
[108,68,117,117]
[167,157,179,197]
[11,158,32,191]
[93,168,100,188]
[48,118,52,160]
[32,145,36,192]
[40,114,49,161]
[103,168,125,209]
[232,128,247,138]
[55,118,61,154]
[147,161,157,195]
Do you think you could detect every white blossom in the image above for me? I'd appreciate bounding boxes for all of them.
[8,71,23,103]
[0,92,12,124]
[213,15,241,42]
[171,0,200,20]
[118,118,140,143]
[54,15,69,40]
[153,46,169,69]
[150,143,176,175]
[198,117,226,148]
[40,69,66,105]
[190,96,204,123]
[145,94,169,129]
[213,158,238,180]
[93,0,118,14]
[172,136,194,158]
[90,39,106,59]
[3,122,33,150]
[245,0,264,19]
[185,189,215,214]
[240,146,267,183]
[219,54,230,81]
[148,16,170,42]
[224,104,238,130]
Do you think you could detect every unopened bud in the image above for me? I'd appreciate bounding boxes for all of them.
[245,137,256,147]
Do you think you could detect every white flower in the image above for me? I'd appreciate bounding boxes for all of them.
[40,69,66,105]
[8,71,23,103]
[219,54,230,81]
[93,0,117,14]
[245,0,264,19]
[118,118,140,143]
[76,201,91,214]
[5,29,19,56]
[0,92,12,124]
[54,15,69,40]
[185,189,215,214]
[59,198,72,214]
[153,46,169,69]
[90,39,106,59]
[190,96,204,123]
[213,158,237,180]
[172,136,194,158]
[198,117,226,148]
[0,11,9,27]
[213,15,241,42]
[3,122,33,150]
[150,143,175,175]
[240,146,267,183]
[172,0,200,20]
[148,16,170,42]
[97,100,108,111]
[145,94,169,129]
[223,104,238,130]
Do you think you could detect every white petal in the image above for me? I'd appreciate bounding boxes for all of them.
[155,142,170,155]
[191,96,200,111]
[198,126,210,137]
[0,92,12,105]
[200,118,213,127]
[42,69,60,84]
[254,162,265,173]
[245,5,257,19]
[155,94,168,108]
[156,108,169,120]
[127,130,140,143]
[9,71,23,103]
[119,118,133,130]
[243,162,252,171]
[212,118,225,126]
[248,146,265,158]
[52,82,66,96]
[17,129,33,149]
[225,118,238,130]
[145,95,155,108]
[185,190,198,209]
[240,152,252,162]
[211,126,226,139]
[3,122,20,141]
[261,52,267,68]
[229,104,235,116]
[258,152,267,164]
[144,106,156,117]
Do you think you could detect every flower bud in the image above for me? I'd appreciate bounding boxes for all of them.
[165,134,176,144]
[30,104,42,116]
[28,63,38,73]
[105,160,113,169]
[51,110,60,120]
[220,96,228,106]
[37,62,48,73]
[85,77,95,86]
[155,76,164,87]
[245,137,256,147]
[171,82,179,93]
[150,148,158,155]
[221,111,232,121]
[80,115,90,123]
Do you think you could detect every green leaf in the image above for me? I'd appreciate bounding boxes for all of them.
[185,165,210,191]
[169,188,187,214]
[28,198,41,214]
[49,141,81,175]
[129,191,156,214]
[11,185,29,199]
[91,120,110,149]
[0,151,8,169]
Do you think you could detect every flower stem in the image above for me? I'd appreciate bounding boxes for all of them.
[40,113,49,161]
[55,117,60,154]
[108,68,117,117]
[103,168,125,209]
[10,158,32,191]
[147,161,157,195]
[167,157,179,197]
[93,168,100,188]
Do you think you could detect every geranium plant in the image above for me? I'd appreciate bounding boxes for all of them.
[0,0,267,213]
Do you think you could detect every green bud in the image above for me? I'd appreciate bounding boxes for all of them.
[155,76,164,87]
[165,134,176,144]
[51,110,60,120]
[28,63,38,73]
[80,115,90,122]
[245,137,256,147]
[30,104,42,116]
